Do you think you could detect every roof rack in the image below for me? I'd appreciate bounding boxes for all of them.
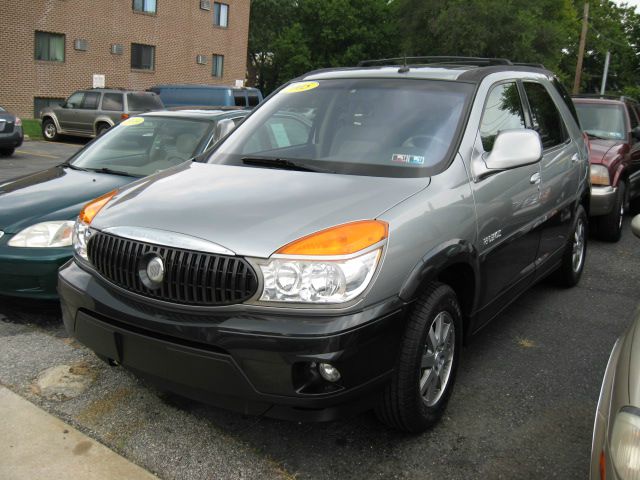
[357,56,514,67]
[512,62,546,68]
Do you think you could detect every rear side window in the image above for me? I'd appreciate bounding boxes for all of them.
[81,92,100,110]
[480,82,525,152]
[102,93,124,111]
[127,93,163,111]
[248,93,260,107]
[553,78,580,127]
[523,82,567,149]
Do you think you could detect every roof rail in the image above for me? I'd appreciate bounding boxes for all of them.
[512,62,546,69]
[357,56,513,67]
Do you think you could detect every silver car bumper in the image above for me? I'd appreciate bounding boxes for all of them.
[590,186,617,217]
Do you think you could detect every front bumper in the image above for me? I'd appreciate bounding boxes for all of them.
[0,127,24,149]
[58,260,409,421]
[590,186,617,217]
[0,237,71,298]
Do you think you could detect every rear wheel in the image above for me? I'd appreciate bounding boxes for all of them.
[376,282,462,432]
[42,118,59,141]
[554,204,587,287]
[596,181,625,242]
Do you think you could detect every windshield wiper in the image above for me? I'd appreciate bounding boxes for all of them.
[241,157,334,173]
[62,163,88,171]
[86,167,139,177]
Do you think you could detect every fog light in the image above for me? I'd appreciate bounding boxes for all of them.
[318,363,341,382]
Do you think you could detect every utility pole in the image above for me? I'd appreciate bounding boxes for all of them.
[573,2,589,94]
[600,51,611,95]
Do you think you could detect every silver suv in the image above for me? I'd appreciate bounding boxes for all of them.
[41,89,164,141]
[59,57,590,432]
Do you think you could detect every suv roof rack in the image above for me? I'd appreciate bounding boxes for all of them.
[357,56,514,68]
[512,62,546,68]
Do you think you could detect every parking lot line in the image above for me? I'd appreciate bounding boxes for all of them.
[15,150,60,159]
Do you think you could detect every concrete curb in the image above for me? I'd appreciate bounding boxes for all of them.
[0,386,157,480]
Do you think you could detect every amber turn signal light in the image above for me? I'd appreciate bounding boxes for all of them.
[78,190,117,224]
[277,220,388,256]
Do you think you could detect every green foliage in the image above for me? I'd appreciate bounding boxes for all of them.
[248,0,640,96]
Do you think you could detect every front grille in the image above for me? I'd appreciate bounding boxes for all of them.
[87,231,258,306]
[0,121,14,133]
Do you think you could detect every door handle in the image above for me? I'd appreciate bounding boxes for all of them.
[530,172,541,184]
[571,153,580,163]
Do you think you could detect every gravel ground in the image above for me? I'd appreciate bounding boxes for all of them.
[1,220,637,479]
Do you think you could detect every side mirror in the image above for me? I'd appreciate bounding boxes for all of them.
[473,129,542,180]
[214,118,236,141]
[632,126,640,141]
[484,129,542,170]
[64,102,74,109]
[632,214,640,238]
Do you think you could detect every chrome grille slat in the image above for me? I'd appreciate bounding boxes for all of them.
[87,231,257,306]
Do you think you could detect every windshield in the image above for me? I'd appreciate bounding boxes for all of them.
[127,92,164,111]
[209,78,473,177]
[574,103,626,140]
[70,116,212,176]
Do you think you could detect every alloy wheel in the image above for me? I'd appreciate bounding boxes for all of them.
[420,311,455,407]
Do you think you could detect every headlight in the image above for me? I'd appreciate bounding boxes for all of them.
[72,190,117,261]
[259,220,387,304]
[611,407,640,479]
[591,164,610,186]
[260,249,381,303]
[8,221,75,247]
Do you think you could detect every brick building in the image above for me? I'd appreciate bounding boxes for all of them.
[0,0,250,118]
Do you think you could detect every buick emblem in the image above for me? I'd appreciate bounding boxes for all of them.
[139,254,165,289]
[146,256,164,283]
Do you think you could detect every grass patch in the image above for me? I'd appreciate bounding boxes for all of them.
[21,119,43,139]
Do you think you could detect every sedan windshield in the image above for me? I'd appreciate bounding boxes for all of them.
[69,116,212,176]
[574,103,627,140]
[210,78,473,177]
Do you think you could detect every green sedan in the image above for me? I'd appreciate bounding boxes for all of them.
[0,109,247,298]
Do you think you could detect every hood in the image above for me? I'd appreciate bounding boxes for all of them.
[588,138,626,165]
[0,166,133,233]
[92,162,430,258]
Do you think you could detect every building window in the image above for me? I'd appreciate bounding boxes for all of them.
[34,97,65,118]
[133,0,157,14]
[35,31,65,62]
[213,2,229,27]
[131,43,155,70]
[212,54,224,77]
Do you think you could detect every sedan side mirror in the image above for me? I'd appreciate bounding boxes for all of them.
[632,214,640,238]
[214,118,236,141]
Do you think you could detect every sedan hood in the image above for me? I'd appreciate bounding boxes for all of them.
[588,138,623,165]
[0,166,133,233]
[93,162,430,258]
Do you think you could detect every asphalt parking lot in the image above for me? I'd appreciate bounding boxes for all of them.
[0,140,84,182]
[1,146,639,479]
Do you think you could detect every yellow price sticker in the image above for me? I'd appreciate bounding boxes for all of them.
[121,117,144,126]
[284,81,319,93]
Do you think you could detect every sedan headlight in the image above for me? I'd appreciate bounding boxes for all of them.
[8,221,75,247]
[611,407,640,479]
[259,220,387,304]
[591,164,610,186]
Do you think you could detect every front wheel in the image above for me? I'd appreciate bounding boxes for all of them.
[0,148,15,156]
[376,282,462,432]
[595,181,625,242]
[554,204,587,287]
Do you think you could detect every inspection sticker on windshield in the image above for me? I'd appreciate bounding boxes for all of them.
[284,81,319,93]
[122,117,144,126]
[392,153,425,165]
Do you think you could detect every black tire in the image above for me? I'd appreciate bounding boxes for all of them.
[42,118,59,141]
[554,204,588,287]
[376,282,462,433]
[0,148,14,156]
[595,182,626,242]
[96,123,111,136]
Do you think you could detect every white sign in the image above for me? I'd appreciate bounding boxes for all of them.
[234,79,245,88]
[92,74,105,88]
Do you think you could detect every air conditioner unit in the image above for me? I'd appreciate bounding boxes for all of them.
[196,54,207,65]
[200,0,211,10]
[111,44,124,55]
[74,39,88,51]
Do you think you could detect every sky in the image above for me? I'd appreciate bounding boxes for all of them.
[614,0,640,11]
